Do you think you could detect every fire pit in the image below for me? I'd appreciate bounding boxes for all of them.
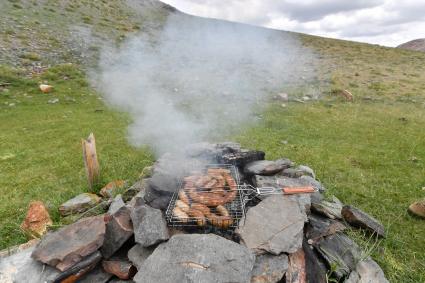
[166,164,246,231]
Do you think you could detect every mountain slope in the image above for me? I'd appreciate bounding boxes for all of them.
[397,38,425,52]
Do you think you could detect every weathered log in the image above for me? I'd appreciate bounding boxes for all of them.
[82,133,100,190]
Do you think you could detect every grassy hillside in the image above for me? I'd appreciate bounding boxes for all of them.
[1,1,425,282]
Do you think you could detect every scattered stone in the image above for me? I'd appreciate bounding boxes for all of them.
[286,248,306,283]
[237,195,307,255]
[131,205,169,247]
[101,205,133,259]
[108,194,125,215]
[311,196,343,219]
[408,199,425,218]
[20,201,52,239]
[102,260,137,280]
[47,98,59,104]
[39,84,53,93]
[100,180,126,198]
[336,89,354,101]
[303,241,327,283]
[305,214,346,243]
[58,193,101,216]
[274,92,289,102]
[134,234,255,283]
[251,253,288,283]
[342,206,386,237]
[219,149,265,168]
[79,265,113,283]
[0,246,59,283]
[128,244,155,269]
[244,160,286,176]
[313,233,362,279]
[345,258,389,283]
[31,216,105,271]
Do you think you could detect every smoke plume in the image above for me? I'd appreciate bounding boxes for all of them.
[94,14,314,155]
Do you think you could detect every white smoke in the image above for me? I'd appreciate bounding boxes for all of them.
[94,13,315,155]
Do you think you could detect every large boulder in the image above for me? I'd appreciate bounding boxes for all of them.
[131,205,169,247]
[31,216,105,271]
[134,234,255,283]
[236,195,307,255]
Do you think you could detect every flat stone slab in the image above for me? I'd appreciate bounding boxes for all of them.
[244,160,286,176]
[237,195,307,255]
[342,206,385,237]
[305,214,346,243]
[58,193,101,216]
[134,234,255,283]
[131,205,169,247]
[0,246,59,283]
[251,253,288,283]
[31,216,106,271]
[311,196,343,220]
[101,205,133,258]
[128,244,155,269]
[313,233,362,279]
[345,258,389,283]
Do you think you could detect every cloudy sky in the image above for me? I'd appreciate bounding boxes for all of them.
[161,0,425,47]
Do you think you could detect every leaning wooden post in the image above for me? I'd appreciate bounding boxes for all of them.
[82,133,100,191]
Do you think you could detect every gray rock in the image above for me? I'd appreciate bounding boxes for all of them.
[297,165,315,178]
[79,265,113,283]
[345,258,389,283]
[131,205,169,247]
[122,179,148,202]
[305,214,346,243]
[311,196,343,220]
[128,244,155,269]
[134,234,255,283]
[342,206,386,238]
[251,253,288,283]
[128,191,146,208]
[108,194,125,215]
[303,241,327,283]
[300,175,325,192]
[58,193,101,216]
[313,233,362,279]
[275,93,289,102]
[219,149,265,168]
[274,158,294,169]
[244,160,285,176]
[101,205,133,259]
[143,188,171,210]
[237,195,307,255]
[31,216,106,271]
[0,246,59,283]
[281,168,304,178]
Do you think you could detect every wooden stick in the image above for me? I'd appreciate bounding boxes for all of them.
[282,186,315,195]
[82,133,100,191]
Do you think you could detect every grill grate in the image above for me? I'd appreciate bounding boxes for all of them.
[165,164,247,232]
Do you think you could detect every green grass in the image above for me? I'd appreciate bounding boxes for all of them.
[0,64,153,248]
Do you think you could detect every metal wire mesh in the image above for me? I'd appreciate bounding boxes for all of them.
[165,164,246,232]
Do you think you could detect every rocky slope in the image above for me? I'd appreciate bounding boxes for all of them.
[397,38,425,52]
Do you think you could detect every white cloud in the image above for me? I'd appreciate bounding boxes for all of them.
[161,0,425,46]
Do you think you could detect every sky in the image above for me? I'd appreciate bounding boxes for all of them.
[161,0,425,47]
